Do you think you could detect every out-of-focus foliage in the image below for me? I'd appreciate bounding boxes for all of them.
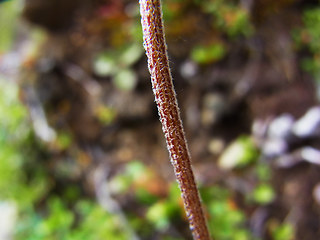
[94,43,143,91]
[0,78,48,207]
[110,161,278,240]
[1,0,319,239]
[271,222,294,240]
[191,43,227,64]
[198,0,254,37]
[16,198,131,240]
[252,183,275,205]
[0,78,134,239]
[252,164,276,205]
[190,0,253,64]
[294,8,320,81]
[0,0,21,52]
[201,186,253,240]
[146,187,182,231]
[219,135,259,169]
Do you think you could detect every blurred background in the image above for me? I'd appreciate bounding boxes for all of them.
[1,0,320,239]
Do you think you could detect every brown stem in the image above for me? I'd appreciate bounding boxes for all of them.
[139,1,211,239]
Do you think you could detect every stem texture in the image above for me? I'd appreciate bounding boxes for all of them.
[139,1,211,239]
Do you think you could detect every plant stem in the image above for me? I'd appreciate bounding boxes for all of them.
[139,1,211,239]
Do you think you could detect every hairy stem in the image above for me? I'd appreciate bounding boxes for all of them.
[139,0,211,239]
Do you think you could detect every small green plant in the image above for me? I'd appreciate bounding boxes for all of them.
[218,135,259,170]
[252,163,275,205]
[146,183,182,231]
[201,186,253,240]
[270,222,294,240]
[199,0,253,38]
[0,78,48,207]
[110,161,161,205]
[95,105,117,125]
[0,78,137,239]
[293,8,320,80]
[93,43,143,91]
[112,160,269,240]
[16,198,132,240]
[191,43,227,64]
[252,183,275,205]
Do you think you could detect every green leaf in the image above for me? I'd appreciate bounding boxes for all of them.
[95,105,117,125]
[119,44,143,67]
[191,43,226,64]
[135,188,159,205]
[218,136,259,170]
[113,69,137,91]
[272,223,294,240]
[252,184,275,205]
[256,163,272,181]
[126,161,146,180]
[146,201,171,230]
[93,54,117,77]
